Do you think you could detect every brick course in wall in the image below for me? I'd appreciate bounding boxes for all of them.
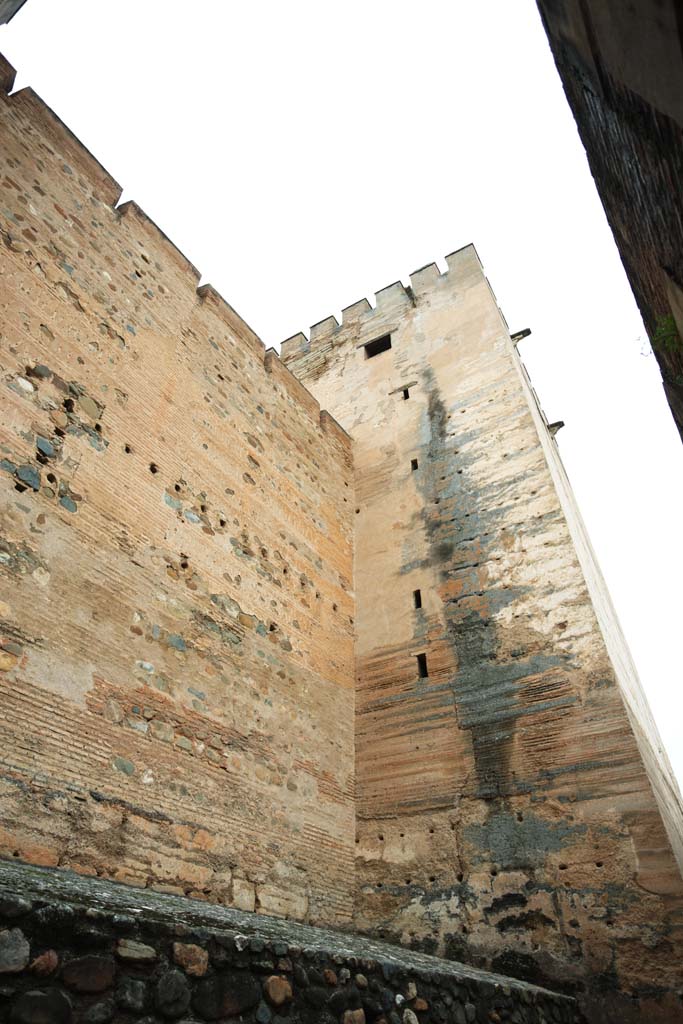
[0,53,354,926]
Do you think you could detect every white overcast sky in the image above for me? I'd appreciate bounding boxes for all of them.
[3,0,682,786]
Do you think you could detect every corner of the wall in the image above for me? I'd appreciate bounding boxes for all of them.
[319,408,353,454]
[444,242,482,274]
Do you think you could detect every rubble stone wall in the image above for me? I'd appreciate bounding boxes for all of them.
[0,55,355,926]
[281,247,683,1023]
[0,860,582,1024]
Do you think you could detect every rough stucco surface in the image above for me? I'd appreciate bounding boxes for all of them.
[0,56,355,927]
[281,248,683,1023]
[536,0,683,440]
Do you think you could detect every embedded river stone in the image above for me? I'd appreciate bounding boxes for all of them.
[0,929,30,974]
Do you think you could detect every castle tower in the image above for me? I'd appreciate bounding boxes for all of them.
[1,48,682,1024]
[281,245,683,1023]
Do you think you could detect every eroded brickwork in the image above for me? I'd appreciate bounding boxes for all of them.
[281,248,683,1023]
[1,44,682,1024]
[0,56,354,926]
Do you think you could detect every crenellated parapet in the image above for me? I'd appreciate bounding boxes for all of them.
[0,52,347,448]
[280,246,485,370]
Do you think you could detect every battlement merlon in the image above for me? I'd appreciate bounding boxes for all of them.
[279,244,489,366]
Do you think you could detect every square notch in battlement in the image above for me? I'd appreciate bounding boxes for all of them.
[363,334,392,359]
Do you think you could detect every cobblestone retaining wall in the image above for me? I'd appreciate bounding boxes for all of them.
[0,862,581,1024]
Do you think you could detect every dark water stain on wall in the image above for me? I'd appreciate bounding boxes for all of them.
[464,810,586,871]
[416,369,574,800]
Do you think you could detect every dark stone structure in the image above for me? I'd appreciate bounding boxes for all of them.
[0,862,582,1024]
[537,0,683,439]
[0,1,27,26]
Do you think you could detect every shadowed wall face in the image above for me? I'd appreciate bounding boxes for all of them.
[537,0,683,440]
[282,248,683,1023]
[0,63,355,925]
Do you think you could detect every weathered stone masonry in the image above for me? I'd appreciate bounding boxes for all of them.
[0,862,582,1024]
[281,249,683,1022]
[0,53,354,926]
[1,46,682,1024]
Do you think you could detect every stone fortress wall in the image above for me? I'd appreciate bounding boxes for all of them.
[1,46,683,1024]
[281,248,683,1023]
[0,861,583,1024]
[0,54,355,927]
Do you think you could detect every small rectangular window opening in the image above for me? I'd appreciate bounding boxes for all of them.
[364,334,392,359]
[413,589,422,610]
[411,458,418,472]
[416,652,429,678]
[402,388,410,400]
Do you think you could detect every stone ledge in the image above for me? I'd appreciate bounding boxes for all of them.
[0,860,581,1024]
